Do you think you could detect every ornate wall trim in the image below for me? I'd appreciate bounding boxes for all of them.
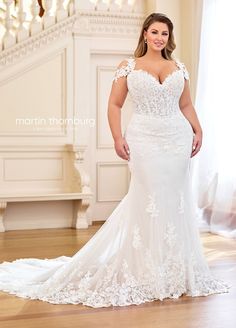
[73,10,145,38]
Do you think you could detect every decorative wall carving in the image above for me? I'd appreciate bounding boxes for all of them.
[74,10,145,37]
[0,9,144,68]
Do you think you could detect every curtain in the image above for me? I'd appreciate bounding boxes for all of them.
[192,0,236,238]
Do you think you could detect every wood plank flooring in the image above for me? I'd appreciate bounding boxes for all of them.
[0,222,235,328]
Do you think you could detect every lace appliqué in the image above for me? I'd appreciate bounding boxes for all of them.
[175,59,190,80]
[113,57,135,82]
[146,192,159,219]
[1,220,230,308]
[126,61,188,117]
[178,191,185,214]
[132,225,142,249]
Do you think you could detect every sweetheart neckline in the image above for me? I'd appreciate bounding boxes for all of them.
[130,68,182,85]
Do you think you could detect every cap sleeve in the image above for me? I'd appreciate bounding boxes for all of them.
[175,59,190,81]
[113,57,135,82]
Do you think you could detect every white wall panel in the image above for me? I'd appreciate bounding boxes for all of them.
[97,162,130,202]
[96,66,116,149]
[0,52,66,136]
[4,158,63,181]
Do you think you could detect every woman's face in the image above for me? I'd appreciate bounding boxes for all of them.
[144,21,169,52]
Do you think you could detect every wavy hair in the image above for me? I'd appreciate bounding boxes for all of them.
[134,13,176,60]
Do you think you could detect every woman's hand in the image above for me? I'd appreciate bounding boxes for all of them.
[114,137,130,160]
[191,132,202,158]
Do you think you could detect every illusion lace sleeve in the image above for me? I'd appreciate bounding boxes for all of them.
[175,59,190,81]
[113,58,135,82]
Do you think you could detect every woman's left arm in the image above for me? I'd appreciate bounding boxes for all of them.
[179,80,203,158]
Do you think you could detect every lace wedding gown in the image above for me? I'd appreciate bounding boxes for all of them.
[0,58,230,308]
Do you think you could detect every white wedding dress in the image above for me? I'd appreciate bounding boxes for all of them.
[0,58,231,308]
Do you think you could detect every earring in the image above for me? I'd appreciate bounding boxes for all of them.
[144,39,147,43]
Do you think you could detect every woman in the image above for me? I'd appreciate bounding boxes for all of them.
[0,13,230,308]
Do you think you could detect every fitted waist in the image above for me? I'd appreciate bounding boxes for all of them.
[124,111,193,140]
[131,109,184,121]
[133,103,180,117]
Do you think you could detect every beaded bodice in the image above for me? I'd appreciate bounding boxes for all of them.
[113,57,189,117]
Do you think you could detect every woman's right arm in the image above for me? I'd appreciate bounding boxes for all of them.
[107,60,130,161]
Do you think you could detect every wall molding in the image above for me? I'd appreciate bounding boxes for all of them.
[96,161,130,202]
[0,144,83,152]
[96,65,115,149]
[3,157,64,182]
[74,10,145,38]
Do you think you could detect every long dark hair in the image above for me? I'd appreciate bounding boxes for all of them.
[134,13,176,60]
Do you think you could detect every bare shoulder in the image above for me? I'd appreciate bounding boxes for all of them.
[117,59,129,69]
[116,57,135,69]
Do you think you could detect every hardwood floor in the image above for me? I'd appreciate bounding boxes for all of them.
[0,223,235,328]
